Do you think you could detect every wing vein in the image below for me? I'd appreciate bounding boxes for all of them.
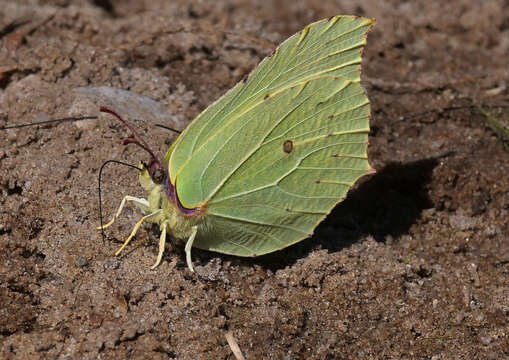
[208,211,308,234]
[202,85,323,202]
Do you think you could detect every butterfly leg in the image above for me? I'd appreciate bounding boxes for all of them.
[97,195,150,230]
[115,209,162,256]
[185,226,198,272]
[151,222,167,269]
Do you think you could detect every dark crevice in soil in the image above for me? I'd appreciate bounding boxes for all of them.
[115,331,143,346]
[155,54,185,68]
[92,0,115,16]
[35,343,56,353]
[0,68,40,89]
[6,183,23,195]
[0,328,17,337]
[0,18,31,38]
[154,346,176,358]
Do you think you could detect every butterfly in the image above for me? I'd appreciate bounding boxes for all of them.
[99,15,375,272]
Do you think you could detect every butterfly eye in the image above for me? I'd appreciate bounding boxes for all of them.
[152,168,165,184]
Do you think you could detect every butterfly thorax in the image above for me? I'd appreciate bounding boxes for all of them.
[138,165,203,241]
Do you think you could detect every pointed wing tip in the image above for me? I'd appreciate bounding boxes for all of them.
[328,14,376,24]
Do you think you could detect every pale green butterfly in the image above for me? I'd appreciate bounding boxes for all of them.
[99,15,375,272]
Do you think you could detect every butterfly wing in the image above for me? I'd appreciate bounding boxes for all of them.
[168,16,374,255]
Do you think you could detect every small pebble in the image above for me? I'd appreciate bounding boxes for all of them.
[76,255,88,267]
[480,336,492,346]
[449,215,477,230]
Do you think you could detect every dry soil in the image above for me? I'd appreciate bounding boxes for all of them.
[1,1,508,359]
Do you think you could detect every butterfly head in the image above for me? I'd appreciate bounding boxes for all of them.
[143,157,166,185]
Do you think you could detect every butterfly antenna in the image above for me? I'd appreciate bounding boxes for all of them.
[98,159,142,243]
[155,123,182,134]
[0,115,98,130]
[99,107,163,172]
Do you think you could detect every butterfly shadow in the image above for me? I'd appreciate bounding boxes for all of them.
[194,155,446,272]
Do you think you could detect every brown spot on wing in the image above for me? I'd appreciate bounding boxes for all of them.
[283,140,293,154]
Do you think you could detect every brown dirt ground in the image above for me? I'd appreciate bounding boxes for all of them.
[1,1,508,359]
